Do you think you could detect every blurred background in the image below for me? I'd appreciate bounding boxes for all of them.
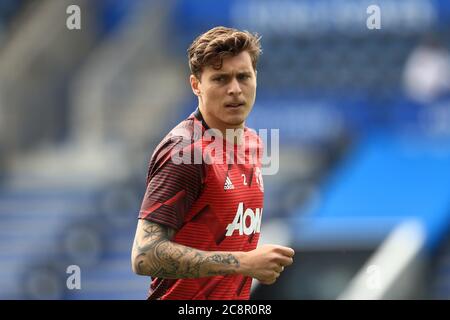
[1,0,450,299]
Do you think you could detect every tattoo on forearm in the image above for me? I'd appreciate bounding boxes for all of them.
[204,254,240,276]
[133,220,240,278]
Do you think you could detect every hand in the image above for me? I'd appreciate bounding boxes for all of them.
[238,244,295,285]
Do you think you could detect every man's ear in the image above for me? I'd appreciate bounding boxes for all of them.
[190,74,202,96]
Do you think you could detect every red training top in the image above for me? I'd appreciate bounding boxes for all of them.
[139,108,264,300]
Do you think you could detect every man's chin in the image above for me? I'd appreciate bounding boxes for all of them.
[223,117,246,128]
[219,109,249,128]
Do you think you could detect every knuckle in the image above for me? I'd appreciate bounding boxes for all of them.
[269,254,280,263]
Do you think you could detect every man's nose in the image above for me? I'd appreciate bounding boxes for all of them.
[227,78,242,95]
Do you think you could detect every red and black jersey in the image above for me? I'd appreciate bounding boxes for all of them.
[138,108,264,300]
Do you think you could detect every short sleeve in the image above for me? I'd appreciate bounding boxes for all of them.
[138,137,205,230]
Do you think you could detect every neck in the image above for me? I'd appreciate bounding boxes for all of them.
[198,105,245,144]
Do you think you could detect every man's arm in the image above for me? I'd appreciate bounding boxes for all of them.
[131,219,242,278]
[131,219,295,283]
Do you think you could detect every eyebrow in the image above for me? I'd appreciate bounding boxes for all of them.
[210,71,253,78]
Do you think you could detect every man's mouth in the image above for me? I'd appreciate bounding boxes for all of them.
[225,102,245,108]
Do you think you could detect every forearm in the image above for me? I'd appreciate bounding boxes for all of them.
[133,239,243,278]
[131,219,246,279]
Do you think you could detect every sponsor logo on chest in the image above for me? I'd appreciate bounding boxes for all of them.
[225,202,262,237]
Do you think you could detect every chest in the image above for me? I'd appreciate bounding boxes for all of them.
[203,163,264,204]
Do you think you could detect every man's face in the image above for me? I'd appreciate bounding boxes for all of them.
[190,51,257,131]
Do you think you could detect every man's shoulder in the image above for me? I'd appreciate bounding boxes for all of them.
[149,112,205,166]
[145,113,206,183]
[155,113,199,152]
[170,114,198,139]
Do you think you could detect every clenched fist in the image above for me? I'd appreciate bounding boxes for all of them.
[237,244,295,285]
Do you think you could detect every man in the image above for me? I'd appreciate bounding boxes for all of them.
[131,26,294,300]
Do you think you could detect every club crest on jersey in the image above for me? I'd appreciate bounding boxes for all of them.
[255,167,264,192]
[226,202,262,236]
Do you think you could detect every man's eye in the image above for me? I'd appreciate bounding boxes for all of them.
[238,75,250,80]
[213,76,225,82]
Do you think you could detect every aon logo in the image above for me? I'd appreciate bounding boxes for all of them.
[226,202,262,236]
